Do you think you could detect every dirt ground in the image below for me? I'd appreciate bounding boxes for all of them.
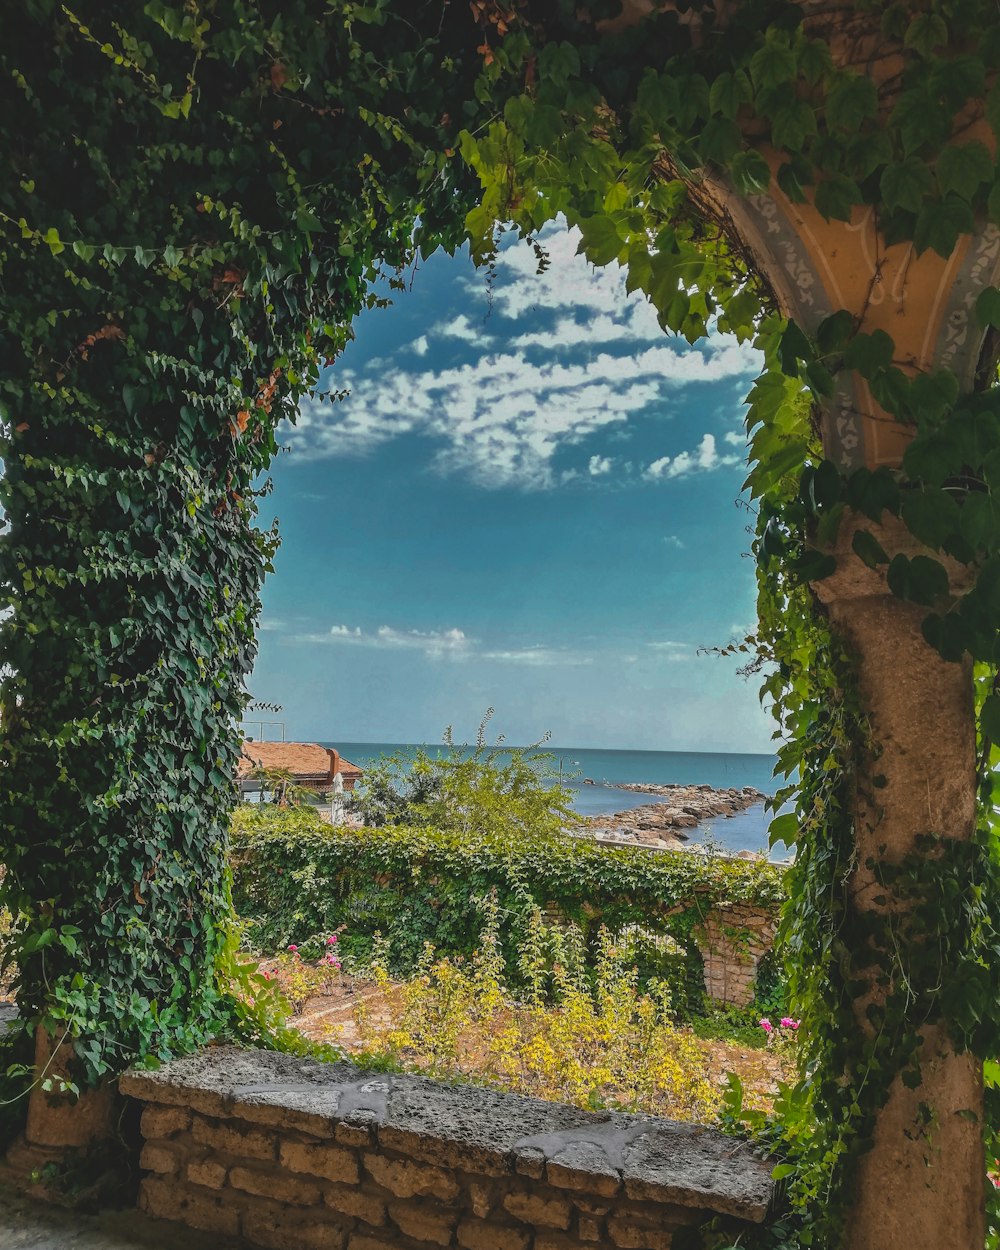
[0,1184,241,1250]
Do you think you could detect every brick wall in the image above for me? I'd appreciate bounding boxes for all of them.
[122,1048,774,1250]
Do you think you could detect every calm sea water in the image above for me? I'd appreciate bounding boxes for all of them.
[323,742,785,856]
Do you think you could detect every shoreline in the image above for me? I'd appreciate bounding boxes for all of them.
[572,781,767,851]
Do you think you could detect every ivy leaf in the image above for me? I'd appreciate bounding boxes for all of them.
[852,529,888,568]
[826,75,877,132]
[908,369,958,420]
[887,553,950,604]
[778,321,812,374]
[891,88,948,154]
[901,489,960,550]
[936,142,993,202]
[980,694,1000,745]
[880,158,933,214]
[576,215,623,267]
[43,226,64,255]
[913,196,974,257]
[797,38,833,86]
[295,209,322,233]
[814,173,861,222]
[903,12,948,56]
[709,71,751,118]
[816,309,855,353]
[960,492,1000,551]
[749,39,797,91]
[731,149,771,195]
[700,117,742,165]
[843,330,894,376]
[976,287,1000,329]
[777,160,809,203]
[844,130,892,180]
[771,100,817,153]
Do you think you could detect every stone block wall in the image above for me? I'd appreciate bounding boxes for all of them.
[694,903,777,1009]
[122,1048,773,1250]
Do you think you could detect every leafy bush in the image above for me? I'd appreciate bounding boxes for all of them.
[229,804,787,1001]
[348,722,573,839]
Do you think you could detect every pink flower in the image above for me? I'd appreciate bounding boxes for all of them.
[780,1017,800,1030]
[759,1018,773,1033]
[327,935,338,945]
[287,944,298,953]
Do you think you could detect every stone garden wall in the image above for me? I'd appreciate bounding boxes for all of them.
[694,903,778,1009]
[121,1048,774,1250]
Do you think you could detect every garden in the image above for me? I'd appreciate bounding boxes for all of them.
[226,745,795,1126]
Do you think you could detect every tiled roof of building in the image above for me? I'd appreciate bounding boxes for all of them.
[237,741,362,781]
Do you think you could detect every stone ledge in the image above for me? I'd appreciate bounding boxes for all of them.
[121,1046,773,1223]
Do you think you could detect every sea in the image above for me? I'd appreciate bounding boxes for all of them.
[323,742,788,858]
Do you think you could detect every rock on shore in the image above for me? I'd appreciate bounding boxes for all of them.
[574,783,766,851]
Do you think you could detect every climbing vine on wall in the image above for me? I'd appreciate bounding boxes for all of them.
[0,0,490,1082]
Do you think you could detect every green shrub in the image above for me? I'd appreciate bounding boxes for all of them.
[229,806,787,997]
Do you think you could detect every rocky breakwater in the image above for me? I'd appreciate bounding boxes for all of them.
[577,782,767,850]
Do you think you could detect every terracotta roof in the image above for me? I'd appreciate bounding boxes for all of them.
[237,741,363,783]
[238,741,333,781]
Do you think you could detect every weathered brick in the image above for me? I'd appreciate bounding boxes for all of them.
[192,1115,277,1162]
[280,1138,360,1184]
[140,1104,191,1139]
[230,1163,321,1206]
[607,1216,674,1250]
[535,1234,595,1250]
[364,1153,459,1202]
[469,1180,497,1219]
[578,1215,605,1241]
[187,1156,228,1190]
[547,1149,621,1198]
[336,1120,375,1148]
[348,1235,405,1250]
[574,1197,613,1218]
[139,1141,181,1176]
[389,1199,459,1246]
[512,1148,546,1180]
[325,1183,388,1226]
[241,1201,348,1250]
[502,1191,572,1230]
[456,1220,530,1250]
[380,1124,507,1177]
[139,1177,240,1237]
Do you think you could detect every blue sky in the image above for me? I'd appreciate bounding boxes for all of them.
[251,222,772,752]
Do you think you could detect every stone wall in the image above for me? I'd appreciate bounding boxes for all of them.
[694,903,777,1009]
[121,1048,773,1250]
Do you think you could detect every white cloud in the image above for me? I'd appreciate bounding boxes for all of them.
[412,335,429,356]
[318,624,471,659]
[481,647,593,667]
[293,222,761,490]
[663,535,685,549]
[588,455,612,477]
[436,313,494,349]
[302,624,592,668]
[644,433,742,482]
[648,640,694,662]
[723,430,746,447]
